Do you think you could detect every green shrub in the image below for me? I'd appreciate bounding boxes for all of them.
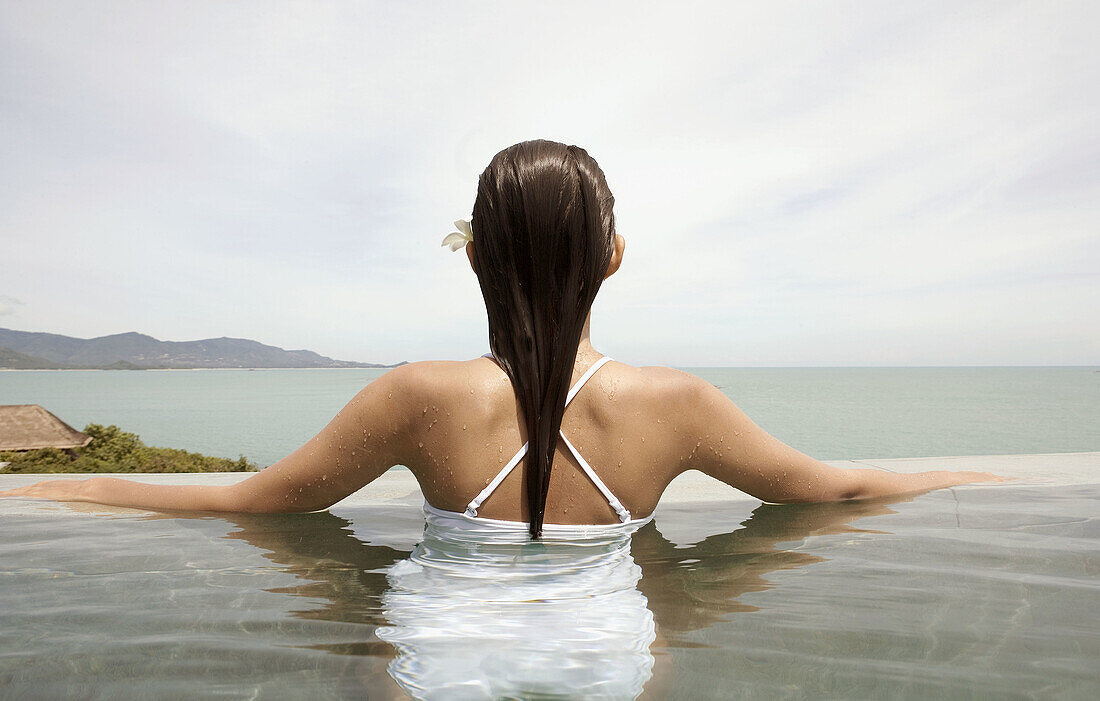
[0,423,260,473]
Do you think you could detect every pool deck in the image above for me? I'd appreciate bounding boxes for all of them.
[0,452,1095,514]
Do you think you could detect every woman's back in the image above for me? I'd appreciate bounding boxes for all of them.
[404,349,691,526]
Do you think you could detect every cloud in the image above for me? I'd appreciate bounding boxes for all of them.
[0,1,1096,364]
[0,295,23,316]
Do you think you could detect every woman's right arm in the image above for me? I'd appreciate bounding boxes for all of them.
[676,372,1002,503]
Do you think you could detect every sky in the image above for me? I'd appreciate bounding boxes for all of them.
[1,1,1097,366]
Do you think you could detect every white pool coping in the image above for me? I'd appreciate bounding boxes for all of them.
[0,452,1095,516]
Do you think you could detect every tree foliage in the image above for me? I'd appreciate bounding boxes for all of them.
[0,423,259,473]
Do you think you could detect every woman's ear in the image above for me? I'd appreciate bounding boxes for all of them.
[604,234,625,279]
[466,241,476,273]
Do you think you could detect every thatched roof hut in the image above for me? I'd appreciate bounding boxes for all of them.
[0,405,92,451]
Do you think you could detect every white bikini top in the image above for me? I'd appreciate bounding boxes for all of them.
[423,351,652,532]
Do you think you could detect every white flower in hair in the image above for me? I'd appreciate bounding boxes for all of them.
[441,219,473,251]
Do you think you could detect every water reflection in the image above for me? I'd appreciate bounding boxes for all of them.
[378,517,656,699]
[130,496,908,699]
[635,498,900,637]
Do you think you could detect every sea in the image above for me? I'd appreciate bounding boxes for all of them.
[0,366,1097,466]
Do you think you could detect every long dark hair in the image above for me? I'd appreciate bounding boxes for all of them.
[469,139,616,538]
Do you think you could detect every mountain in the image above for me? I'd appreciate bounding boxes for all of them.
[0,346,78,369]
[0,328,406,369]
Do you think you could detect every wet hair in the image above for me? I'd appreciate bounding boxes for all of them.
[469,139,616,538]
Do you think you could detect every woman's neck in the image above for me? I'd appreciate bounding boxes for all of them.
[576,312,597,362]
[486,313,598,366]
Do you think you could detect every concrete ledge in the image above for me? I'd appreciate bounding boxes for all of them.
[1,452,1095,516]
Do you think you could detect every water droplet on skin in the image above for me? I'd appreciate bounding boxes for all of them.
[462,424,467,430]
[641,437,645,443]
[388,392,393,398]
[418,442,424,448]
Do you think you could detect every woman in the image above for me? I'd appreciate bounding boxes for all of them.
[0,139,1002,535]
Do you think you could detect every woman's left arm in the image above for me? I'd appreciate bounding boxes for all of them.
[0,364,419,513]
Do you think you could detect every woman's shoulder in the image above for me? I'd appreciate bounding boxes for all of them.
[603,361,712,406]
[627,363,709,391]
[377,357,509,390]
[368,357,512,411]
[374,357,712,415]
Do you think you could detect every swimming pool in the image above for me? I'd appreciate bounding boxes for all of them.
[1,454,1096,699]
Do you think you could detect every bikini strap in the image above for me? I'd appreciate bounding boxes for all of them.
[465,354,617,518]
[565,356,613,405]
[464,442,528,518]
[558,431,632,523]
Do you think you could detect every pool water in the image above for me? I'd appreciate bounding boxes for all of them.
[0,456,1097,699]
